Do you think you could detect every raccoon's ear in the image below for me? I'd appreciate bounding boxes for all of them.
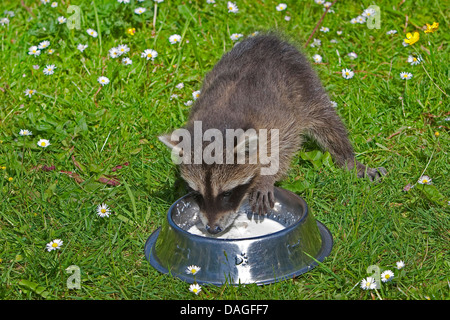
[158,134,184,156]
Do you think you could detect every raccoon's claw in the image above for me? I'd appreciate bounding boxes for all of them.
[249,188,275,215]
[359,166,387,182]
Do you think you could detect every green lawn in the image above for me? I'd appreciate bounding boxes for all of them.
[0,0,448,300]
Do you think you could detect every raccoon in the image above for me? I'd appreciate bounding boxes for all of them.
[159,33,386,235]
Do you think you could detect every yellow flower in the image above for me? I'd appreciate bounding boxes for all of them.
[404,32,419,45]
[127,28,136,36]
[434,131,439,137]
[8,177,13,182]
[424,22,439,33]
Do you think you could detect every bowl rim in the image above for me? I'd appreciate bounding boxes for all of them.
[167,187,310,242]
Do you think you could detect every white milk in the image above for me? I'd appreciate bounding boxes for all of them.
[187,214,285,239]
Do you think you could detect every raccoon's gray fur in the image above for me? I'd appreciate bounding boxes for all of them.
[160,33,386,235]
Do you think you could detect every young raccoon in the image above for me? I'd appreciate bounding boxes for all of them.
[159,33,386,235]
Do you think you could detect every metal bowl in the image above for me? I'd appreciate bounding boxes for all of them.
[144,187,333,285]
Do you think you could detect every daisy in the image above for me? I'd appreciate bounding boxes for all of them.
[43,65,56,75]
[141,49,158,60]
[407,55,422,65]
[51,2,58,8]
[176,82,184,89]
[356,15,366,24]
[189,283,202,295]
[250,31,259,37]
[350,18,357,24]
[312,54,322,63]
[28,46,41,56]
[97,76,110,86]
[117,44,130,55]
[330,101,337,108]
[227,1,238,13]
[37,139,51,148]
[24,89,36,98]
[396,260,405,269]
[186,265,201,275]
[41,0,50,4]
[19,129,33,136]
[109,47,120,58]
[347,52,358,59]
[207,0,215,3]
[134,7,146,14]
[362,8,376,18]
[33,65,40,70]
[184,100,193,106]
[386,30,397,35]
[47,49,55,55]
[360,277,376,290]
[342,68,354,79]
[230,33,243,41]
[96,203,111,217]
[336,31,343,35]
[87,28,98,38]
[323,1,332,8]
[381,270,394,283]
[46,239,63,252]
[320,26,329,32]
[310,38,321,47]
[169,34,182,44]
[284,16,291,21]
[418,175,432,185]
[314,0,325,4]
[0,17,10,27]
[192,90,201,100]
[154,0,164,3]
[122,57,132,65]
[57,16,66,24]
[77,44,88,52]
[400,72,412,80]
[276,3,287,11]
[37,41,49,51]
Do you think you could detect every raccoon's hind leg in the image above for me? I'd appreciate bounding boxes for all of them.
[305,106,387,181]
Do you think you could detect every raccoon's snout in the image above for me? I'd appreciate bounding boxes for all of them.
[205,224,223,235]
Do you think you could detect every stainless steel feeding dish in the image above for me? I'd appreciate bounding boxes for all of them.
[145,187,333,285]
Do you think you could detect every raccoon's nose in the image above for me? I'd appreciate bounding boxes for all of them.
[205,224,222,235]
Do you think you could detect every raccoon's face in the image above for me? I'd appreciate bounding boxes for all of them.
[180,163,257,235]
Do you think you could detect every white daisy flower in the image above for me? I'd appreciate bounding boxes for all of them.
[192,90,201,100]
[207,0,215,3]
[169,34,182,44]
[396,260,405,269]
[310,38,321,47]
[418,175,432,185]
[109,47,120,58]
[38,40,50,50]
[407,55,422,65]
[37,139,51,148]
[189,283,202,295]
[227,1,238,13]
[41,0,50,4]
[230,33,243,41]
[175,82,184,89]
[400,72,412,80]
[347,52,358,59]
[96,203,111,217]
[314,0,325,4]
[154,0,164,3]
[330,101,337,108]
[1,17,10,27]
[342,68,354,79]
[134,7,146,14]
[117,44,130,55]
[360,277,376,290]
[362,8,376,18]
[97,76,110,86]
[24,89,36,98]
[87,28,98,38]
[284,16,291,21]
[51,2,58,8]
[141,49,158,60]
[77,44,88,52]
[184,100,193,106]
[19,129,33,136]
[323,1,332,8]
[336,30,343,35]
[276,3,287,11]
[320,26,329,32]
[356,15,366,24]
[43,65,56,75]
[350,18,357,24]
[47,49,55,55]
[46,239,63,252]
[250,31,259,37]
[122,57,132,65]
[381,270,394,283]
[186,265,201,275]
[330,39,338,43]
[28,46,41,56]
[57,16,66,24]
[386,30,397,35]
[312,54,322,63]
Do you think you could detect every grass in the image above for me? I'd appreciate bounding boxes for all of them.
[0,0,448,300]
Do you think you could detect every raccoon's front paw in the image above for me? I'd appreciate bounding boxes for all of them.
[358,166,387,182]
[249,186,275,216]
